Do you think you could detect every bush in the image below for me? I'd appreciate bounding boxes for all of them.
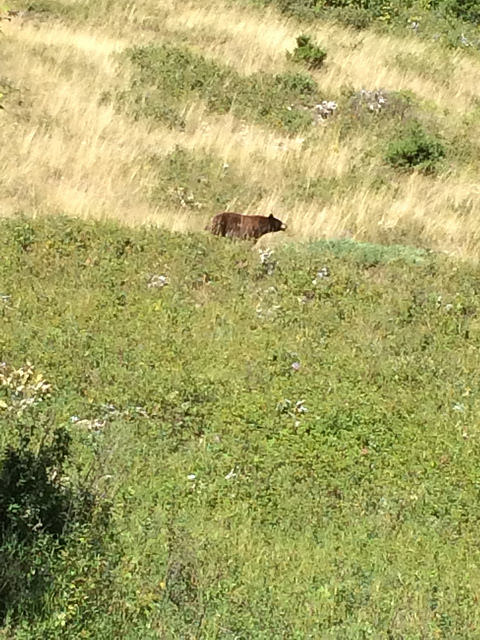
[288,34,327,69]
[266,0,408,20]
[442,0,480,24]
[385,121,445,173]
[348,87,414,119]
[0,363,113,623]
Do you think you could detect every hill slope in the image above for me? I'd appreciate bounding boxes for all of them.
[1,0,480,257]
[2,217,480,637]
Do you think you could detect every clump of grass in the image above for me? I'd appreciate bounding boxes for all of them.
[392,51,454,83]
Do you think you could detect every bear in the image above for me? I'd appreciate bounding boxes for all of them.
[206,212,287,241]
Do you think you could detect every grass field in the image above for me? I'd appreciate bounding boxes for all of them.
[2,216,480,637]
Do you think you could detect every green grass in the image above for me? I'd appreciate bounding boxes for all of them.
[2,216,480,637]
[116,43,320,134]
[147,147,267,213]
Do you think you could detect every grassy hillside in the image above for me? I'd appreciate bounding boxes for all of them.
[3,1,480,636]
[1,0,480,257]
[2,216,480,637]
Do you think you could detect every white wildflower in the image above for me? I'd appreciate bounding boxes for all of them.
[312,266,330,284]
[258,248,276,275]
[314,100,337,121]
[295,400,308,414]
[148,274,168,289]
[259,248,274,265]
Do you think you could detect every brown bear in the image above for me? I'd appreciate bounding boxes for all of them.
[206,212,287,240]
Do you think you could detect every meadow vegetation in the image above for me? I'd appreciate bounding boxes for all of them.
[2,0,480,635]
[2,216,480,637]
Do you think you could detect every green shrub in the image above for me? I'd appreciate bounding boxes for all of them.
[264,0,408,20]
[0,359,114,624]
[442,0,480,24]
[288,34,327,69]
[0,416,111,622]
[385,120,445,173]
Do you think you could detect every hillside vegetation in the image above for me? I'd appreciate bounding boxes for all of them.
[3,1,480,637]
[2,216,480,637]
[1,0,480,257]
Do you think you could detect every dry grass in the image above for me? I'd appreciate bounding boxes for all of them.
[1,2,480,258]
[153,1,480,113]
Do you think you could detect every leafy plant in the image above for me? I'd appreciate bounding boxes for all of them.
[442,0,480,24]
[0,360,113,625]
[0,418,111,622]
[330,5,374,29]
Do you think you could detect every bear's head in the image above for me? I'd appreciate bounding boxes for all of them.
[268,214,287,233]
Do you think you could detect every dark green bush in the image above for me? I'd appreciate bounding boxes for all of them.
[0,408,111,622]
[441,0,480,24]
[262,0,409,20]
[385,121,445,173]
[288,34,327,69]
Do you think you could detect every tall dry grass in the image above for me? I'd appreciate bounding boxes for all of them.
[1,2,480,258]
